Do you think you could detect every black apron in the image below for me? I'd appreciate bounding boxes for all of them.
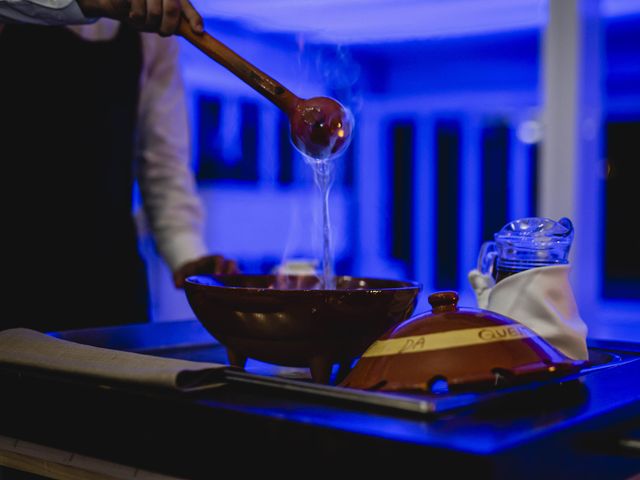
[0,22,150,332]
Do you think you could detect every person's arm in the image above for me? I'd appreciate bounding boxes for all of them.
[136,33,206,274]
[0,0,203,35]
[0,0,91,25]
[136,34,237,287]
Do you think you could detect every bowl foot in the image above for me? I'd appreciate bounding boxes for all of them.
[226,348,247,369]
[309,356,333,384]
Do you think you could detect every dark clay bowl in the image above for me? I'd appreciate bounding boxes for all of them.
[184,274,421,383]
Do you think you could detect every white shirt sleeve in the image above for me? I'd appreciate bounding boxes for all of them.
[0,0,92,24]
[136,33,208,272]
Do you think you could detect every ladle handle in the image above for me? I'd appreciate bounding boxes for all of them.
[177,18,299,114]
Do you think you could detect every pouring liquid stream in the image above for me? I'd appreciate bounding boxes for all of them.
[308,157,336,290]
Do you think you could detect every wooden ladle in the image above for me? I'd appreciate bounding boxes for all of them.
[178,19,353,160]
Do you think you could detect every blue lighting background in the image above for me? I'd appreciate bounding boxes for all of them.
[141,4,640,341]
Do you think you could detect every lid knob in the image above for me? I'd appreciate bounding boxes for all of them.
[428,291,459,313]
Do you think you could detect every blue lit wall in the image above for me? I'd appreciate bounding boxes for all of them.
[143,11,640,340]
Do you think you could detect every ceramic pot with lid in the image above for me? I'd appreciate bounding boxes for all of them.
[340,291,585,392]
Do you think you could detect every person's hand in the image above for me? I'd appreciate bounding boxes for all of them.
[77,0,204,36]
[173,254,239,288]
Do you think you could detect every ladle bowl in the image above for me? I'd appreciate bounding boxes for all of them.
[184,274,421,384]
[290,97,354,160]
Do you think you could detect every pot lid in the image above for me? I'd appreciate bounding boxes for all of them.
[340,291,585,393]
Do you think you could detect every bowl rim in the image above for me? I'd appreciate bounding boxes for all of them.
[185,274,423,293]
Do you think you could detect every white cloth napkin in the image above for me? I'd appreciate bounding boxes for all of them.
[0,328,226,392]
[468,265,588,360]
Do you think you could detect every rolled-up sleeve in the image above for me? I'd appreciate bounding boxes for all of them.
[0,0,92,24]
[136,33,208,272]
